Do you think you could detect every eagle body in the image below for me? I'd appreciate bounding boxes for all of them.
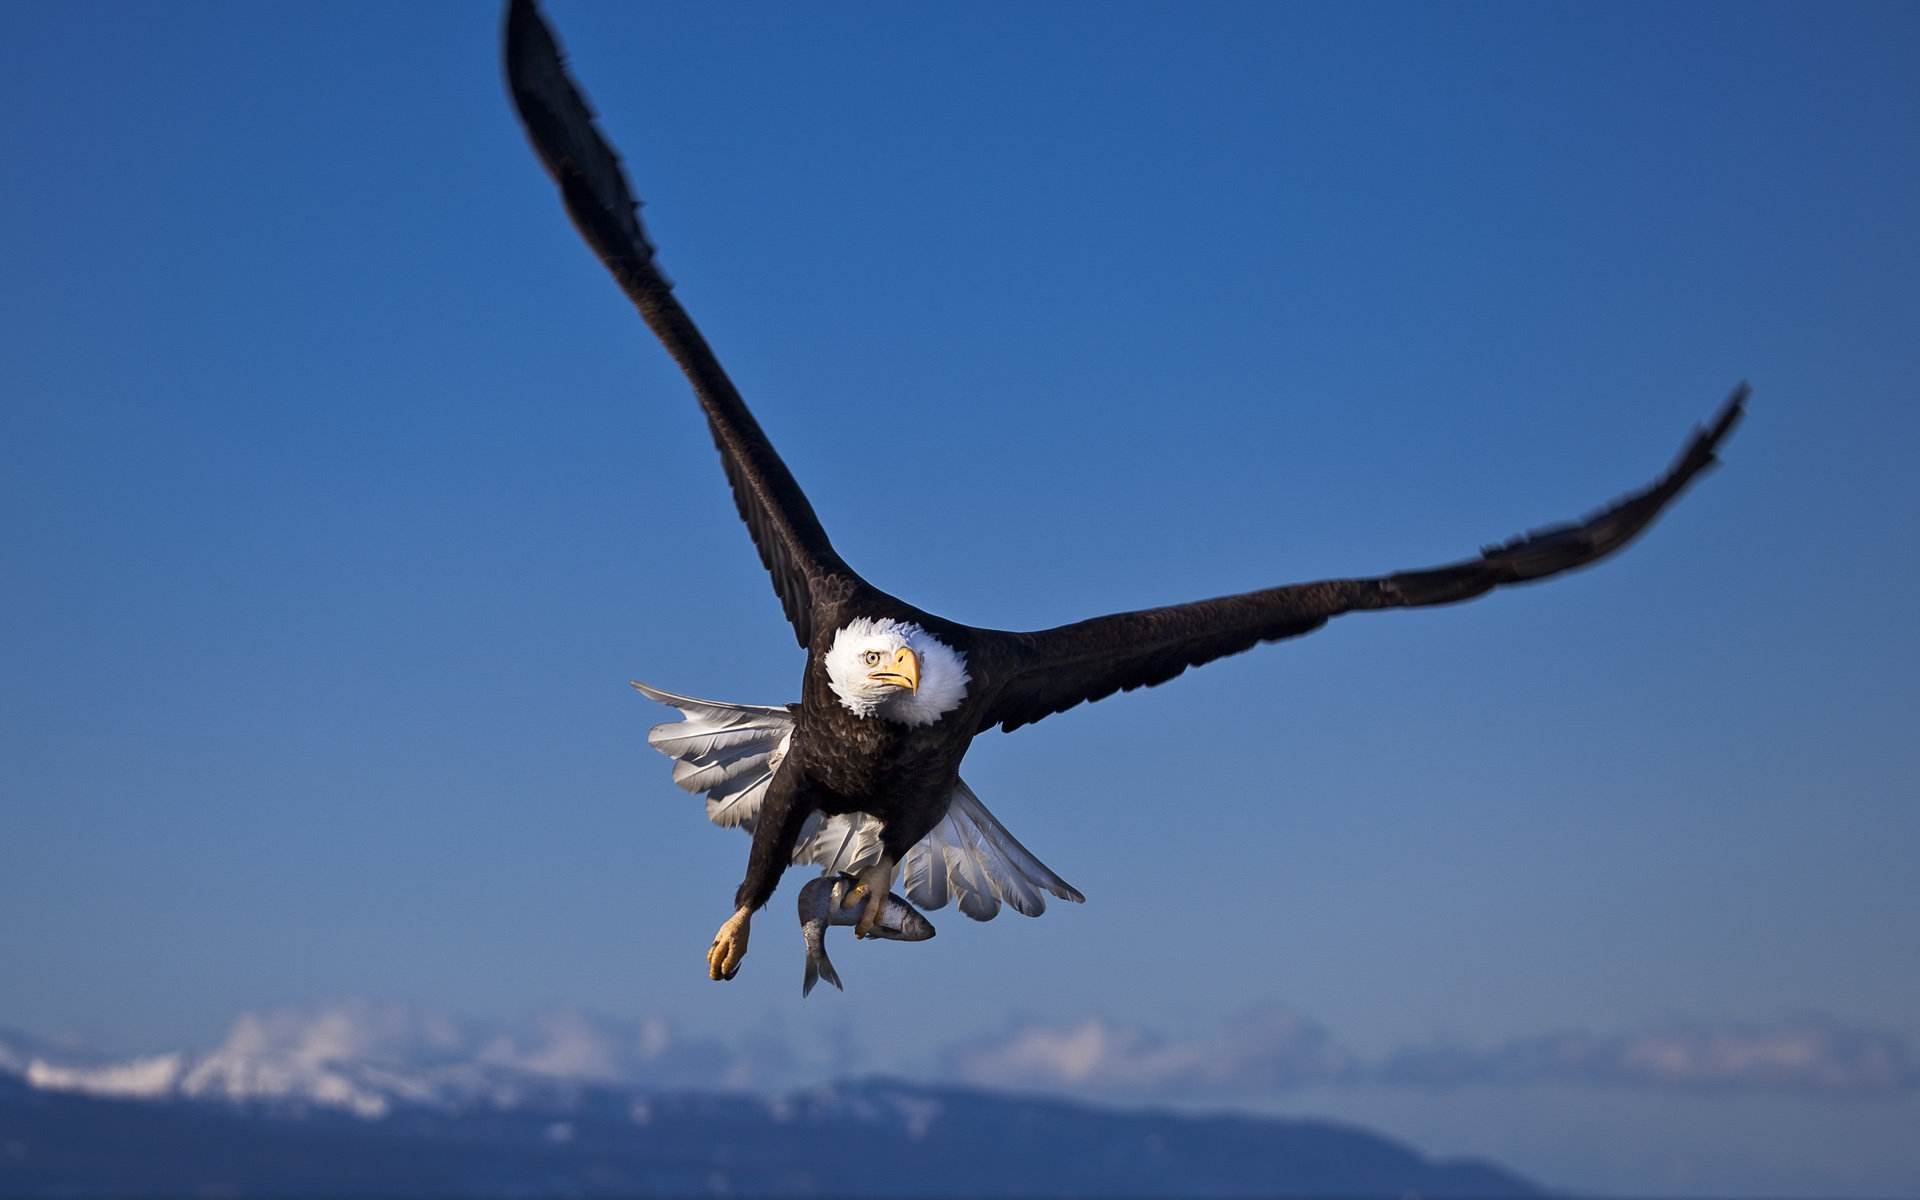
[750,609,985,905]
[504,0,1746,983]
[768,713,957,899]
[790,689,966,821]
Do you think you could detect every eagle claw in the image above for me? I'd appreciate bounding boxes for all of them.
[843,856,898,939]
[707,907,750,980]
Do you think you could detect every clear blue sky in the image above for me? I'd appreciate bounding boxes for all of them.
[3,2,1917,1194]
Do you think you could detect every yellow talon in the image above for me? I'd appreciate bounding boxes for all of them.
[707,907,751,980]
[848,856,897,940]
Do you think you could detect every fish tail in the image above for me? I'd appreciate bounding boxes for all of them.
[803,945,843,997]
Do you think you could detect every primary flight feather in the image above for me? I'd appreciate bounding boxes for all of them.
[504,0,1744,984]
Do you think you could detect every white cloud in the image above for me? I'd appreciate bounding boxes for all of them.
[942,1003,1355,1097]
[942,1009,1916,1101]
[208,1000,464,1069]
[1379,1016,1917,1094]
[473,1008,745,1089]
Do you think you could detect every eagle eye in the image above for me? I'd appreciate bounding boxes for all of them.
[863,650,883,666]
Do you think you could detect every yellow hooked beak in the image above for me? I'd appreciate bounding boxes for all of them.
[870,646,919,692]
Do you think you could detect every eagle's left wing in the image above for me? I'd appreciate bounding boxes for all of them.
[975,386,1745,734]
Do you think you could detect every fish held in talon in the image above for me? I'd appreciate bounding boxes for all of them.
[798,875,935,996]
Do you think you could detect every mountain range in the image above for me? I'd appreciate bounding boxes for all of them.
[0,1011,1538,1196]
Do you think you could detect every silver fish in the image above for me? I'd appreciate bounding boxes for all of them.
[797,874,935,996]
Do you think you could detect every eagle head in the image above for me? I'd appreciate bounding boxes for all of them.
[824,618,969,726]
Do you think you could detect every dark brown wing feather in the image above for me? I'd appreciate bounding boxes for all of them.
[977,385,1747,734]
[504,0,849,645]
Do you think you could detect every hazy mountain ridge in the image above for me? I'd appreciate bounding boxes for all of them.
[0,1014,1538,1197]
[0,1075,1537,1197]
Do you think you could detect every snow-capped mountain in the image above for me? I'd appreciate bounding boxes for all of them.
[0,1004,1542,1196]
[1,1071,1538,1197]
[2,1002,777,1119]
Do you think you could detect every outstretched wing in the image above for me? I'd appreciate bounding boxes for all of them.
[977,386,1747,734]
[634,684,1081,919]
[507,0,849,645]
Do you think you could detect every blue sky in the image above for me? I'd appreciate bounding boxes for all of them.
[3,2,1918,1194]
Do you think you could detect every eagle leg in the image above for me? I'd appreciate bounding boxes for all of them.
[844,855,898,939]
[707,906,751,980]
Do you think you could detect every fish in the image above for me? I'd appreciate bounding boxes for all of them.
[797,874,935,996]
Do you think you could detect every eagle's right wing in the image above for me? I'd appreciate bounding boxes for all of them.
[975,386,1746,734]
[508,1,851,646]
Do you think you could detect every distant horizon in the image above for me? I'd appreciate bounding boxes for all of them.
[2,1038,1544,1197]
[9,993,1918,1195]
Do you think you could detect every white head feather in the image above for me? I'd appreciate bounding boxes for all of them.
[824,617,969,727]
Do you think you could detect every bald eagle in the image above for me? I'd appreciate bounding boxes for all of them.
[504,0,1744,982]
